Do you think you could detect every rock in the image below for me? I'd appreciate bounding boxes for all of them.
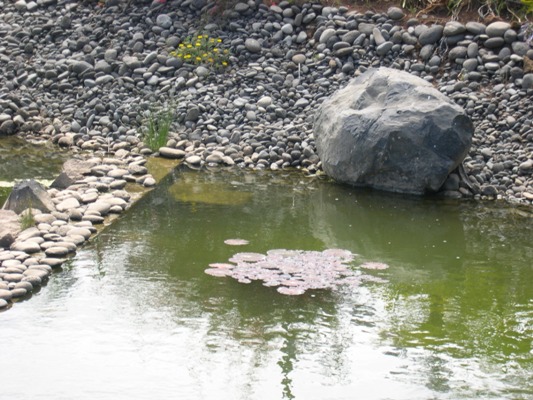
[0,120,17,136]
[3,273,24,282]
[86,200,112,216]
[185,106,200,122]
[185,155,202,166]
[486,21,511,37]
[314,68,474,195]
[45,246,71,257]
[10,241,41,253]
[444,21,466,36]
[387,7,404,20]
[156,14,172,29]
[2,180,55,214]
[55,197,80,212]
[466,21,486,35]
[257,96,272,107]
[0,210,20,248]
[419,25,444,45]
[159,147,185,159]
[522,74,533,89]
[10,288,27,298]
[71,60,93,75]
[0,289,13,301]
[51,159,96,189]
[245,38,261,53]
[0,299,8,309]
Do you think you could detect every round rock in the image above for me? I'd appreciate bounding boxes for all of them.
[245,39,261,53]
[486,21,511,37]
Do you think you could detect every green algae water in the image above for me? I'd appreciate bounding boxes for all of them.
[1,167,531,400]
[0,136,69,205]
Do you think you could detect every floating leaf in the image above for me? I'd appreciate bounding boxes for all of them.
[224,239,250,246]
[206,248,388,296]
[229,252,266,263]
[360,262,390,270]
[277,286,306,296]
[208,263,235,270]
[205,268,231,277]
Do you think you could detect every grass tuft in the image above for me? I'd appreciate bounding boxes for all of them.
[19,208,36,230]
[142,107,174,152]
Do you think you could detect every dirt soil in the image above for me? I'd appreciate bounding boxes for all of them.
[339,0,523,26]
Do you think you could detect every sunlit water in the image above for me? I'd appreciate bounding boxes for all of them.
[1,167,532,400]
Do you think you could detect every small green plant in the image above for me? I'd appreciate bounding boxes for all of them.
[19,208,35,230]
[143,107,174,152]
[169,34,230,69]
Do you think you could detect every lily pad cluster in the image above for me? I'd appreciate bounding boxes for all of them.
[205,249,389,296]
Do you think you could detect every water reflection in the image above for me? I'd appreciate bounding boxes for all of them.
[1,166,531,399]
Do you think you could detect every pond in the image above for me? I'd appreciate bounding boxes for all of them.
[1,167,532,400]
[0,136,69,206]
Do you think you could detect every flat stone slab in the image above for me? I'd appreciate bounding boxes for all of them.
[0,289,13,300]
[67,227,92,239]
[44,246,71,257]
[23,269,50,279]
[56,197,81,212]
[159,147,185,159]
[10,241,42,253]
[3,273,24,282]
[39,258,65,268]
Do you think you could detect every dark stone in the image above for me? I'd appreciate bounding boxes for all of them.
[314,68,474,195]
[51,159,96,189]
[419,25,444,45]
[0,120,17,136]
[2,180,55,214]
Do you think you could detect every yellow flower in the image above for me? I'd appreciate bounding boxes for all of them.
[222,61,228,66]
[208,58,214,63]
[217,38,222,43]
[197,35,203,39]
[196,56,201,61]
[179,43,184,48]
[213,48,218,53]
[184,54,191,59]
[195,42,201,47]
[187,44,192,48]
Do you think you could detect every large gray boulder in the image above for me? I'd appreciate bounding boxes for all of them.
[314,68,474,194]
[2,180,55,214]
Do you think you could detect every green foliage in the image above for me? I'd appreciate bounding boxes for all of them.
[142,107,174,152]
[398,0,531,19]
[169,34,230,69]
[19,208,35,230]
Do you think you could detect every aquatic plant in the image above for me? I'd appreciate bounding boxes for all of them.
[142,106,174,152]
[168,180,252,206]
[19,208,35,230]
[205,249,390,296]
[170,34,230,69]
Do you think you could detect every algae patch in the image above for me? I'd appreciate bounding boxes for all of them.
[168,179,252,206]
